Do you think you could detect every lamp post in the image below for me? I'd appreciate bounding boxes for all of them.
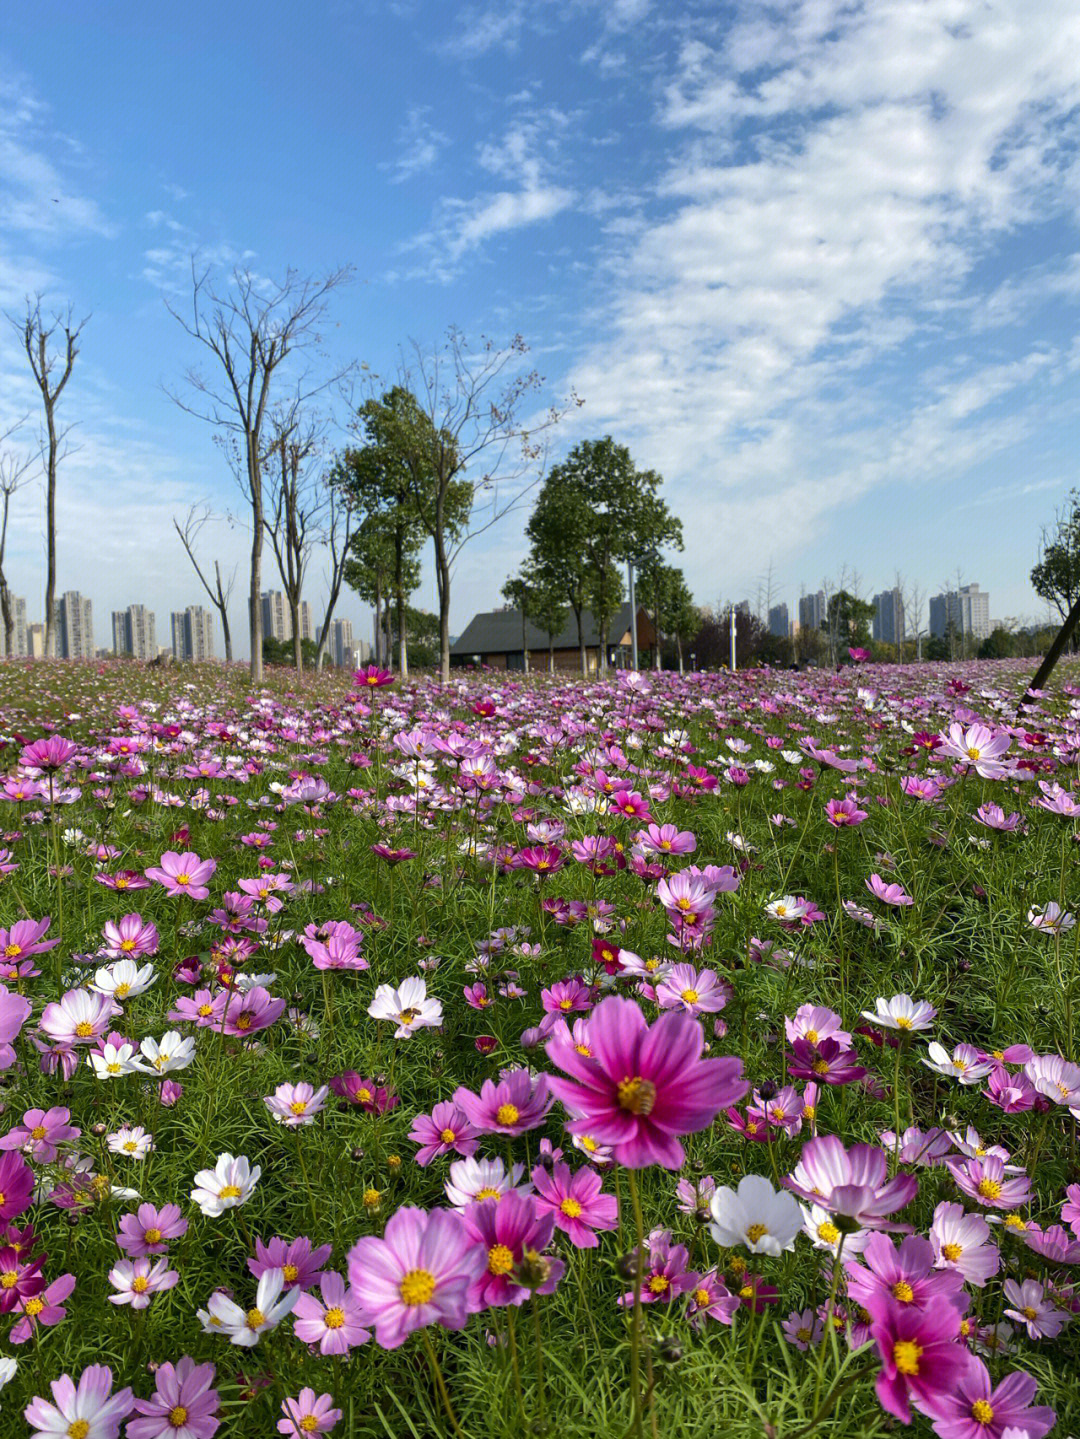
[730,605,737,673]
[627,559,638,671]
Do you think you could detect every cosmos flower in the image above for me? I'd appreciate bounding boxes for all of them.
[367,976,443,1038]
[24,1364,134,1439]
[191,1154,261,1218]
[708,1174,802,1256]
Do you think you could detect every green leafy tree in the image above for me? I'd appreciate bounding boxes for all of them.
[528,437,683,676]
[1032,489,1080,646]
[823,590,875,654]
[342,516,402,669]
[637,560,698,672]
[525,480,593,674]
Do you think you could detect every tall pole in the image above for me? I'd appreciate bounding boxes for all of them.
[628,560,638,671]
[730,605,737,673]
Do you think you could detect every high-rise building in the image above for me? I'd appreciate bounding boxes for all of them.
[261,591,291,642]
[768,603,789,638]
[929,584,990,641]
[27,623,45,658]
[300,600,313,642]
[171,606,215,661]
[58,591,94,659]
[111,605,157,660]
[1,593,28,657]
[799,590,826,634]
[872,588,905,646]
[325,617,354,668]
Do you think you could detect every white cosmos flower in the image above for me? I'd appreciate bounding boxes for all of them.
[764,896,808,924]
[191,1153,261,1217]
[859,994,936,1033]
[921,1042,994,1085]
[87,1041,139,1079]
[0,1354,15,1396]
[133,1031,196,1075]
[444,1156,530,1209]
[201,1267,299,1346]
[90,959,157,1001]
[367,975,442,1038]
[107,1126,155,1159]
[708,1173,802,1257]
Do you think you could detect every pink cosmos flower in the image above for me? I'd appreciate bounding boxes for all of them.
[0,917,59,964]
[530,1160,618,1248]
[844,1232,966,1315]
[116,1203,188,1257]
[20,735,78,770]
[0,1150,36,1221]
[408,1102,480,1166]
[108,1257,179,1309]
[10,1272,76,1345]
[144,851,217,900]
[248,1236,332,1291]
[782,1307,824,1349]
[1002,1279,1071,1340]
[986,1066,1037,1114]
[785,1004,852,1048]
[101,914,159,959]
[787,1038,867,1086]
[867,1294,970,1423]
[930,1202,1000,1288]
[866,874,914,907]
[920,1357,1055,1439]
[545,994,748,1169]
[688,1270,740,1326]
[785,1136,918,1228]
[944,1155,1032,1210]
[0,1106,79,1163]
[541,978,592,1015]
[24,1364,134,1439]
[453,1068,553,1137]
[974,803,1022,832]
[264,1082,330,1127]
[354,663,394,688]
[292,1270,371,1354]
[462,1190,565,1310]
[127,1358,220,1439]
[825,796,868,827]
[218,986,286,1038]
[346,1205,486,1349]
[618,1228,699,1306]
[936,722,1011,778]
[1063,1183,1080,1238]
[278,1390,342,1438]
[1024,1053,1080,1108]
[327,1073,398,1114]
[655,963,731,1017]
[637,823,697,856]
[40,989,120,1047]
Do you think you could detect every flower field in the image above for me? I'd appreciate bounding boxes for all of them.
[0,655,1077,1439]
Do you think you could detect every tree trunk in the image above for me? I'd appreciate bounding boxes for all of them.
[574,607,586,676]
[434,506,451,683]
[0,584,12,659]
[521,609,528,675]
[44,408,57,658]
[290,594,302,677]
[676,632,684,675]
[215,562,233,664]
[248,444,264,682]
[548,636,554,674]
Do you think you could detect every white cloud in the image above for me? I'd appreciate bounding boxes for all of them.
[383,107,449,183]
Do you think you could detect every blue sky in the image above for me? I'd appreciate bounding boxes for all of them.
[3,0,1080,654]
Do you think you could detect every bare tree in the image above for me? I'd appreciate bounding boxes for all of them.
[313,477,360,671]
[6,300,87,656]
[0,421,34,657]
[164,262,352,681]
[377,330,579,682]
[263,408,324,675]
[173,504,237,663]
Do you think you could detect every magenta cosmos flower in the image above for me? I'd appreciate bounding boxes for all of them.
[0,1150,35,1221]
[278,1390,342,1438]
[25,1363,134,1439]
[545,995,748,1169]
[408,1102,480,1166]
[452,1068,553,1137]
[866,874,914,907]
[0,1106,79,1163]
[867,1295,971,1423]
[116,1202,188,1257]
[292,1270,370,1354]
[461,1190,565,1309]
[0,985,32,1069]
[944,1155,1032,1211]
[0,917,59,963]
[127,1357,220,1439]
[144,851,217,900]
[20,735,78,770]
[920,1356,1055,1439]
[531,1160,618,1248]
[785,1136,918,1228]
[346,1205,485,1349]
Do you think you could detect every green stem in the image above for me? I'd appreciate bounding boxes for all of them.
[627,1169,647,1439]
[420,1328,466,1438]
[532,1297,547,1430]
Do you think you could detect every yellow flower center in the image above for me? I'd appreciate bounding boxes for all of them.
[175,873,190,885]
[893,1339,922,1375]
[578,1136,599,1152]
[67,1424,90,1439]
[977,1179,1002,1200]
[235,1014,252,1031]
[131,1276,150,1293]
[681,988,699,1004]
[966,746,981,761]
[941,1242,963,1262]
[891,1281,914,1302]
[289,1101,308,1116]
[324,1306,345,1329]
[0,1271,16,1288]
[198,1004,213,1017]
[144,1228,162,1244]
[300,1418,319,1433]
[738,1284,753,1299]
[817,1221,840,1245]
[398,1007,420,1025]
[168,1407,189,1428]
[474,1186,502,1201]
[745,1224,768,1243]
[496,1103,521,1126]
[123,1141,138,1153]
[894,1016,913,1030]
[617,1076,657,1115]
[440,1128,457,1144]
[357,1089,372,1103]
[400,1268,436,1305]
[282,1264,299,1281]
[694,1287,711,1307]
[245,1307,265,1329]
[971,1401,994,1425]
[797,1326,812,1342]
[363,1188,381,1208]
[804,1029,819,1043]
[107,1062,121,1074]
[488,1244,515,1275]
[1022,1305,1038,1321]
[75,1021,95,1038]
[648,1275,669,1294]
[120,940,136,952]
[3,944,20,958]
[729,1256,746,1276]
[560,1198,583,1218]
[30,1125,47,1140]
[559,998,572,1009]
[219,1184,243,1199]
[812,1059,830,1076]
[24,1296,44,1316]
